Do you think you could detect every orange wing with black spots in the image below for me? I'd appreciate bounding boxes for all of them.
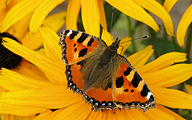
[60,30,115,110]
[65,57,117,111]
[59,29,155,112]
[59,29,107,65]
[112,56,155,112]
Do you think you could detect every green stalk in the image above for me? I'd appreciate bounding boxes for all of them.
[185,23,192,63]
[127,16,136,53]
[163,26,168,39]
[171,36,180,52]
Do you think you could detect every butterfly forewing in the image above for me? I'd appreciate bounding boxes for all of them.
[60,29,106,94]
[59,29,106,65]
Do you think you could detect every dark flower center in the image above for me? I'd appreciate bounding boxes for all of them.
[0,32,22,69]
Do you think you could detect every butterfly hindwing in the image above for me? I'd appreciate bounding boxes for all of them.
[112,55,155,112]
[65,62,84,94]
[83,87,117,111]
[79,56,121,111]
[65,57,117,111]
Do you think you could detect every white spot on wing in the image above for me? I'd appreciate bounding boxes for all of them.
[147,92,153,100]
[66,30,73,36]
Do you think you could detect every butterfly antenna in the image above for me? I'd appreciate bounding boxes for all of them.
[110,7,114,33]
[120,35,149,44]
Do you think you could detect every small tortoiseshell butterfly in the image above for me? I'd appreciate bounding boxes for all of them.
[59,29,155,112]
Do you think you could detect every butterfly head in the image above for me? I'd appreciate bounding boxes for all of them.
[109,38,121,52]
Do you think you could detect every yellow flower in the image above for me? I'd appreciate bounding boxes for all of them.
[163,0,178,13]
[0,27,191,119]
[0,0,66,50]
[0,1,66,119]
[0,1,66,71]
[185,84,192,118]
[176,4,192,47]
[163,0,192,47]
[1,0,174,37]
[67,0,174,37]
[0,10,66,79]
[1,0,65,33]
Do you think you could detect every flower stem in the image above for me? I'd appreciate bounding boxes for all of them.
[127,16,132,36]
[163,26,168,39]
[185,23,192,63]
[171,36,180,52]
[127,16,136,53]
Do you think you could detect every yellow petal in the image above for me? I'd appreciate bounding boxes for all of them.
[98,0,107,30]
[80,0,100,37]
[13,60,48,81]
[2,38,65,84]
[23,115,37,120]
[106,0,159,32]
[184,83,192,119]
[0,75,26,92]
[163,0,178,13]
[143,64,192,87]
[133,0,174,36]
[34,109,64,120]
[0,103,46,116]
[7,13,32,41]
[0,68,51,91]
[184,83,192,120]
[155,104,185,120]
[0,85,81,109]
[151,86,192,109]
[29,0,64,33]
[85,110,103,120]
[1,0,41,32]
[21,30,43,50]
[101,28,114,45]
[144,106,175,120]
[0,114,36,120]
[43,11,66,32]
[123,109,148,119]
[52,100,91,120]
[107,109,126,120]
[185,84,192,94]
[139,52,187,73]
[66,0,80,30]
[176,4,192,47]
[128,45,154,69]
[0,0,7,27]
[33,110,53,120]
[0,0,21,29]
[39,25,61,60]
[118,37,132,55]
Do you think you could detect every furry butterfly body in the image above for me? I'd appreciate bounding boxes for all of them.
[59,29,155,112]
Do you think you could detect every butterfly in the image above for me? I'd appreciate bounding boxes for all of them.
[59,29,155,112]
